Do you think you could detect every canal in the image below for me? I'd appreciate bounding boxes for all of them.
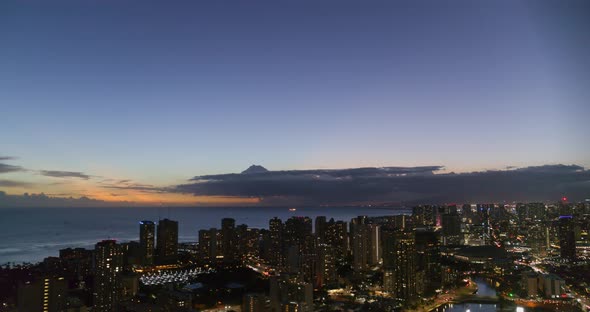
[436,276,499,312]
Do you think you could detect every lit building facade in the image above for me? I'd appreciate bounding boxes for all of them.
[94,240,124,312]
[381,228,417,301]
[156,218,178,265]
[139,220,155,266]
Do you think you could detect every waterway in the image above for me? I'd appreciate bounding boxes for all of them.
[436,277,499,312]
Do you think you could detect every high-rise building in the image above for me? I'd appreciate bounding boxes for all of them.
[461,204,473,217]
[350,216,370,272]
[139,221,155,266]
[198,229,212,264]
[286,245,301,275]
[236,224,248,261]
[284,217,313,278]
[94,240,124,312]
[394,215,409,229]
[522,272,539,298]
[269,217,285,268]
[285,217,312,249]
[526,222,549,257]
[415,228,441,292]
[221,218,237,263]
[558,216,576,261]
[381,228,416,301]
[315,243,336,287]
[281,302,308,312]
[120,274,139,301]
[315,216,327,244]
[17,276,67,312]
[300,235,317,283]
[59,247,93,282]
[368,223,381,265]
[350,216,381,270]
[121,241,141,266]
[412,206,424,225]
[530,203,546,221]
[198,228,220,265]
[242,293,268,312]
[156,219,178,265]
[326,220,348,260]
[558,200,573,216]
[269,274,313,312]
[441,212,461,245]
[239,226,261,260]
[540,274,566,298]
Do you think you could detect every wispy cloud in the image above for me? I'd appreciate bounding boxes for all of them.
[0,163,26,174]
[0,156,17,161]
[101,184,168,193]
[40,170,91,179]
[0,180,32,188]
[99,179,169,193]
[0,191,139,208]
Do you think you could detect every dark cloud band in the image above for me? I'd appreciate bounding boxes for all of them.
[175,164,590,205]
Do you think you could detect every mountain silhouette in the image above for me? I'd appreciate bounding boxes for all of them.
[241,165,269,174]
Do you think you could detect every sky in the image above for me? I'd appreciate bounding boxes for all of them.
[0,0,589,206]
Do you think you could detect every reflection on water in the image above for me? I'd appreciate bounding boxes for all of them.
[438,277,498,312]
[472,277,497,297]
[439,302,498,312]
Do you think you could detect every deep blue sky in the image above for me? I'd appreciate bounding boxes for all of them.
[0,0,589,203]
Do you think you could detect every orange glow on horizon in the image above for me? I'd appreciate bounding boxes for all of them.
[85,189,261,206]
[0,177,261,206]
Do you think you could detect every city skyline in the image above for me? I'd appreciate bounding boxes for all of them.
[1,0,589,206]
[4,201,589,311]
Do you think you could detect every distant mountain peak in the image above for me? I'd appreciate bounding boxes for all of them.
[241,165,269,174]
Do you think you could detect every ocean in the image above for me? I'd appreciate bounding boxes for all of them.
[0,206,410,264]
